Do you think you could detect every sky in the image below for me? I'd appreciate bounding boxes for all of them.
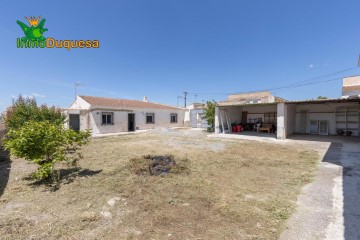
[1,0,360,113]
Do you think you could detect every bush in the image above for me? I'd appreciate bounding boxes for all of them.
[5,95,64,130]
[202,100,217,129]
[4,121,90,180]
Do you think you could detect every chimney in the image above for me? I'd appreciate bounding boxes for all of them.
[143,96,148,102]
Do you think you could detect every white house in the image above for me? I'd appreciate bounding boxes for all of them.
[184,103,209,128]
[342,76,360,98]
[66,96,186,135]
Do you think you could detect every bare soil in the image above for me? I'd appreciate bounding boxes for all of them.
[0,129,319,240]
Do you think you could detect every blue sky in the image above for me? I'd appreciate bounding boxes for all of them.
[1,0,359,112]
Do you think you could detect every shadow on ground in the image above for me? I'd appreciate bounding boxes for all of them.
[29,167,102,192]
[288,134,360,239]
[0,147,11,198]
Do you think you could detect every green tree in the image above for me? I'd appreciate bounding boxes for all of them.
[202,100,217,131]
[317,96,329,100]
[4,121,90,180]
[5,95,64,130]
[3,95,90,180]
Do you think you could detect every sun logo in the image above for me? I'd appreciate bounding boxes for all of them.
[24,16,42,27]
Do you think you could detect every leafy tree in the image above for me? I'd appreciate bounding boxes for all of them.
[317,96,328,100]
[5,95,64,130]
[202,100,217,130]
[4,121,90,180]
[3,95,90,180]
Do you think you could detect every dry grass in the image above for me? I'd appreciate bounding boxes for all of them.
[0,129,319,239]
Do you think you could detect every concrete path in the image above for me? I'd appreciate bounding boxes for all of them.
[280,136,360,240]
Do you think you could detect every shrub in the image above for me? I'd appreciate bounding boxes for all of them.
[5,95,64,130]
[4,121,90,180]
[202,100,217,130]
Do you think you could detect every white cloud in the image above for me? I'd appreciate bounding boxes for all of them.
[308,64,315,69]
[10,93,46,99]
[32,93,46,98]
[22,95,35,99]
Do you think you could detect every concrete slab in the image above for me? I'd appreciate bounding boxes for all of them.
[208,132,286,144]
[280,136,360,240]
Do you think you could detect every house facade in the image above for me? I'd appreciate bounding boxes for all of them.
[66,96,186,135]
[342,76,360,98]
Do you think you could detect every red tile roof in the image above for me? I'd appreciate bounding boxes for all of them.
[80,96,182,110]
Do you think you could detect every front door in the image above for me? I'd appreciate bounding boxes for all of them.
[69,114,80,131]
[128,113,135,131]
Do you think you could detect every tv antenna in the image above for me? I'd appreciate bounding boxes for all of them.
[75,82,83,99]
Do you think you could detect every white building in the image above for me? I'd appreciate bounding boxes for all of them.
[215,87,360,139]
[184,103,209,128]
[66,96,186,135]
[342,76,360,98]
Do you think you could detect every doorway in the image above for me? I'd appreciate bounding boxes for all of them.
[128,113,135,131]
[69,114,80,131]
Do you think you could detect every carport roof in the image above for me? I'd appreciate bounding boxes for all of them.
[286,97,360,104]
[218,97,360,106]
[218,96,285,107]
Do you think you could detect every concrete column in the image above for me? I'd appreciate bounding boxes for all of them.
[215,106,220,133]
[277,103,287,139]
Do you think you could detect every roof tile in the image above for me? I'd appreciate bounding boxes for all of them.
[80,96,182,110]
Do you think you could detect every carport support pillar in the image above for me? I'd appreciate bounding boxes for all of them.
[277,103,287,139]
[215,106,220,133]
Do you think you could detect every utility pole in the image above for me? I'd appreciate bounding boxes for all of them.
[194,94,198,103]
[183,91,188,108]
[177,96,183,107]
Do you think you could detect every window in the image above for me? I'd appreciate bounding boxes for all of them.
[170,113,177,123]
[146,113,155,124]
[264,112,277,123]
[102,112,113,125]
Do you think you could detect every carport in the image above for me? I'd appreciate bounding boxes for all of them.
[215,102,278,137]
[281,98,360,139]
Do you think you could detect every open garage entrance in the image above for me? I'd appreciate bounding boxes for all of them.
[215,103,278,138]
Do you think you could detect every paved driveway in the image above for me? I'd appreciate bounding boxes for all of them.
[280,135,360,240]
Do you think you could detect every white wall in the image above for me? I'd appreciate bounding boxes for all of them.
[343,90,360,97]
[220,106,242,124]
[190,109,208,128]
[242,105,277,123]
[277,103,286,139]
[215,107,220,133]
[294,103,359,135]
[286,104,296,136]
[69,96,91,109]
[89,108,186,135]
